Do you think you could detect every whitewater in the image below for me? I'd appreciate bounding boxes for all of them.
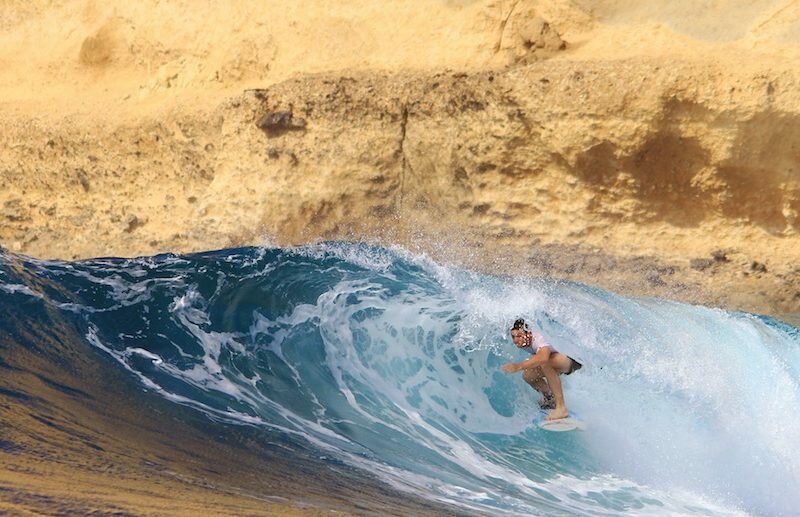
[1,242,798,516]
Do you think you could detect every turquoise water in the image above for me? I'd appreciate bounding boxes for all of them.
[1,242,798,515]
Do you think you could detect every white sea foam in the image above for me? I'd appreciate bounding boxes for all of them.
[0,283,41,297]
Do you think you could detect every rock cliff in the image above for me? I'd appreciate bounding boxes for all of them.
[1,0,799,318]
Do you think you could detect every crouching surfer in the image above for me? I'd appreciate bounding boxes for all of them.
[501,318,582,421]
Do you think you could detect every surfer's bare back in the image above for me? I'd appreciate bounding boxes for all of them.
[501,319,582,421]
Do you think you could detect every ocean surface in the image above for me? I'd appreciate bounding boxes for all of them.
[1,241,798,516]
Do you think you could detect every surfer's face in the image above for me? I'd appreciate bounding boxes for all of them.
[510,330,530,348]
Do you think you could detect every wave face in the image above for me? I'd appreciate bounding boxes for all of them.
[1,242,798,515]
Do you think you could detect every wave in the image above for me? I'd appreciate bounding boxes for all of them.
[1,242,798,515]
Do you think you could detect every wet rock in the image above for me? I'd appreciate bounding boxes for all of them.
[256,111,307,136]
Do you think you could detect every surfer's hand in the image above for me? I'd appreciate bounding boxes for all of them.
[501,362,518,373]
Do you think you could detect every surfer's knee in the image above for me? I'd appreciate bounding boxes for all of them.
[522,366,543,383]
[540,362,557,375]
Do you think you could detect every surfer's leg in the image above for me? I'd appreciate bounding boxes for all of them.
[541,362,568,420]
[522,367,547,392]
[549,352,575,375]
[522,367,554,408]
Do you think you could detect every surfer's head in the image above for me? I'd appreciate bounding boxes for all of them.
[511,318,529,331]
[510,318,532,348]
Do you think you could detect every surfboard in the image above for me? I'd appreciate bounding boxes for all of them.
[537,417,587,432]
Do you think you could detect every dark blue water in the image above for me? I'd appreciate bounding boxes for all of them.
[1,242,798,515]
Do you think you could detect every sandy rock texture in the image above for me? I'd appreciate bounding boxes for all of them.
[1,0,799,319]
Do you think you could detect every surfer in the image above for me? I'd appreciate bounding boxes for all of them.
[501,318,582,421]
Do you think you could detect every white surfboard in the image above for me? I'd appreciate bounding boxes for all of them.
[537,417,587,432]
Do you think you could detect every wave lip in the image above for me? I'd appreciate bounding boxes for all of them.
[1,242,798,515]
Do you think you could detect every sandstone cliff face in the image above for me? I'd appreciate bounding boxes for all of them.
[238,62,800,249]
[1,1,799,317]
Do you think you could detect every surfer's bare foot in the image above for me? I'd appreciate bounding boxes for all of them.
[545,407,568,420]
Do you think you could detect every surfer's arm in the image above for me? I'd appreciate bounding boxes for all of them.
[501,346,552,373]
